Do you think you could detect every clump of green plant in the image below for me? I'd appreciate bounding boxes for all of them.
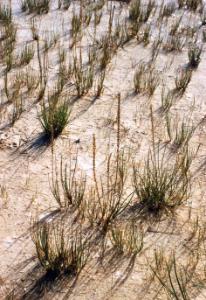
[162,35,184,52]
[202,29,206,42]
[88,44,96,66]
[173,121,194,149]
[4,70,9,100]
[73,54,94,97]
[129,0,141,22]
[169,15,183,36]
[95,69,106,98]
[11,96,24,125]
[71,13,82,39]
[2,22,17,44]
[133,62,146,93]
[4,70,25,104]
[146,67,160,96]
[58,47,66,64]
[64,0,71,10]
[166,115,195,148]
[9,71,26,101]
[21,0,50,14]
[43,32,59,52]
[161,87,173,113]
[58,0,71,10]
[113,20,130,47]
[145,0,155,21]
[129,0,154,26]
[94,9,102,26]
[57,60,73,92]
[98,39,111,70]
[83,9,92,27]
[188,44,202,68]
[133,146,190,214]
[128,0,142,35]
[0,5,12,24]
[52,157,86,212]
[1,22,17,71]
[138,23,151,46]
[185,0,203,11]
[94,0,105,11]
[30,18,39,41]
[175,68,192,95]
[32,221,89,275]
[40,99,71,140]
[21,0,28,12]
[151,36,162,61]
[5,51,13,72]
[201,9,206,26]
[133,62,159,96]
[160,2,176,19]
[150,249,198,299]
[183,25,198,40]
[97,23,120,70]
[18,44,35,66]
[95,11,122,67]
[178,0,185,9]
[110,222,143,255]
[25,68,39,93]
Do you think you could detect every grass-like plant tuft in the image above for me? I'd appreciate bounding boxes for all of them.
[32,221,89,276]
[175,68,192,95]
[21,0,50,14]
[40,99,70,140]
[188,44,202,68]
[133,146,190,215]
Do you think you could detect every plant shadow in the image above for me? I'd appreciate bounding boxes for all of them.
[14,132,51,158]
[7,261,79,300]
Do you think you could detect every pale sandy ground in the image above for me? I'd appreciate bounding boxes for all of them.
[1,0,206,299]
